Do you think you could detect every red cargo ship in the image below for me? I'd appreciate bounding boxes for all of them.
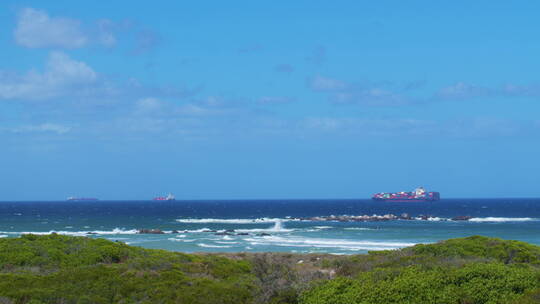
[372,187,440,202]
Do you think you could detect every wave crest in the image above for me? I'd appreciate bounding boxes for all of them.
[468,217,536,222]
[176,217,296,224]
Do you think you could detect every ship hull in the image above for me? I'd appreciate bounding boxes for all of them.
[372,189,440,202]
[372,198,438,202]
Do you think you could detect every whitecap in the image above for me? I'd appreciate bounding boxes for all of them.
[175,217,297,224]
[0,235,7,238]
[197,243,232,248]
[2,228,139,237]
[468,217,536,222]
[245,235,417,251]
[235,220,293,233]
[168,238,196,242]
[414,217,446,221]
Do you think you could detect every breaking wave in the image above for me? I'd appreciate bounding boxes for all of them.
[235,220,293,233]
[0,228,139,236]
[245,235,417,251]
[197,243,232,248]
[468,217,537,222]
[176,217,296,224]
[168,237,195,242]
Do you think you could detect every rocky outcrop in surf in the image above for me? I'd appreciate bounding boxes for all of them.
[138,229,165,234]
[297,213,439,222]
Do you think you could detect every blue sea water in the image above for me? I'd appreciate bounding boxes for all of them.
[0,199,539,254]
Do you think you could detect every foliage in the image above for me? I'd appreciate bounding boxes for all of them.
[0,234,254,304]
[0,235,539,303]
[300,236,540,304]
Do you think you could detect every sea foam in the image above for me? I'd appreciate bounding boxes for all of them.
[197,243,232,248]
[175,217,296,224]
[0,228,139,237]
[468,217,536,222]
[245,235,417,251]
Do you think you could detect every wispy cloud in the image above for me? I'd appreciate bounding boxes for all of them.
[3,123,72,135]
[0,51,97,100]
[14,7,88,48]
[308,75,418,106]
[13,7,158,52]
[133,29,161,54]
[309,75,347,91]
[0,51,198,105]
[274,64,294,73]
[238,43,264,54]
[436,82,540,100]
[306,46,327,65]
[310,75,540,106]
[257,96,295,105]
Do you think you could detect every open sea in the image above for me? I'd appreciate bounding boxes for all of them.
[1,199,539,255]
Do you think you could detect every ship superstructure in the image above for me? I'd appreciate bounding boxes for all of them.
[153,193,176,201]
[372,187,440,202]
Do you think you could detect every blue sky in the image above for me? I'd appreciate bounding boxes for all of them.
[1,1,539,200]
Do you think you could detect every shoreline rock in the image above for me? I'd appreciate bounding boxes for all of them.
[138,229,165,234]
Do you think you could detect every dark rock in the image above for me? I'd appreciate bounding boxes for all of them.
[86,232,97,235]
[236,232,249,236]
[399,213,412,220]
[203,230,217,233]
[138,229,165,234]
[225,229,235,233]
[257,233,271,236]
[171,230,179,234]
[452,216,473,221]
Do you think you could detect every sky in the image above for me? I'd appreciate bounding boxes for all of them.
[1,1,539,200]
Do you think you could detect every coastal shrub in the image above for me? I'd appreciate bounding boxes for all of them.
[300,263,540,304]
[410,235,540,264]
[0,235,256,304]
[1,235,540,303]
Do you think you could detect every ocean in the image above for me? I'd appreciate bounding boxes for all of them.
[1,199,539,255]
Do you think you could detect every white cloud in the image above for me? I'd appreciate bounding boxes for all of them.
[14,8,88,48]
[309,76,415,106]
[7,123,72,134]
[258,96,295,105]
[96,19,117,47]
[0,51,97,100]
[436,82,491,100]
[300,117,436,135]
[309,75,347,91]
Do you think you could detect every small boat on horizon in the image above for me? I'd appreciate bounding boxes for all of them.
[153,193,175,201]
[66,197,99,201]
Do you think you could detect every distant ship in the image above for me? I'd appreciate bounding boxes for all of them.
[372,187,440,202]
[153,193,175,201]
[66,197,99,201]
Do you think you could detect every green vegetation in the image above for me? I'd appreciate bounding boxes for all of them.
[0,234,539,303]
[0,234,254,304]
[301,236,540,304]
